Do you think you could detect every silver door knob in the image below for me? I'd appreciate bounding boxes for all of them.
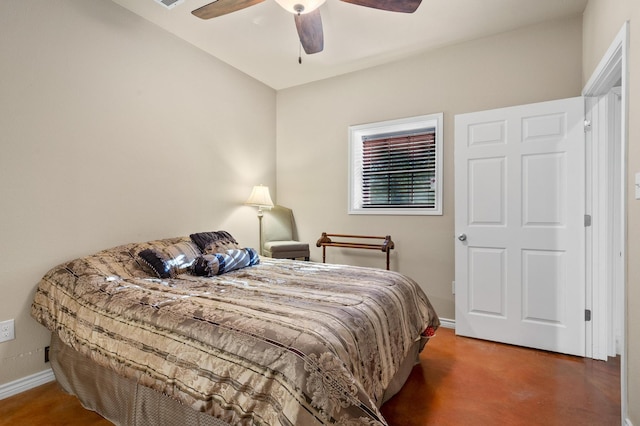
[457,234,467,241]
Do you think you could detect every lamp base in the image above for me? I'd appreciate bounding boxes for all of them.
[257,208,264,255]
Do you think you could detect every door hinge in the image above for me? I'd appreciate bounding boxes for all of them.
[584,120,592,132]
[585,309,592,321]
[584,214,592,227]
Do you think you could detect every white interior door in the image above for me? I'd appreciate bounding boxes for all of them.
[454,97,586,356]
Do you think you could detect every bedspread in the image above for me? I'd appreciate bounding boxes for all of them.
[31,237,439,425]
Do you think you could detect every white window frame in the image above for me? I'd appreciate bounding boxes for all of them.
[348,113,443,215]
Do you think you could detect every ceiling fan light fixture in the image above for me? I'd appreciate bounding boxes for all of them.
[275,0,326,14]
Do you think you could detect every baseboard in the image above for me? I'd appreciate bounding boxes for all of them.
[0,368,55,400]
[438,317,455,329]
[625,418,634,426]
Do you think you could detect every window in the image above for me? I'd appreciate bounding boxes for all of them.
[349,113,443,215]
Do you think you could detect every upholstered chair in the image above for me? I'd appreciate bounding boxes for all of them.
[261,205,310,260]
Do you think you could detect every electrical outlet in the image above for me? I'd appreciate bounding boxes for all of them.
[0,319,15,343]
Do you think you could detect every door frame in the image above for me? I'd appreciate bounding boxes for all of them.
[582,21,628,422]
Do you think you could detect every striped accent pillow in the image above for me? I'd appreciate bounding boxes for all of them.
[138,241,201,278]
[192,248,259,276]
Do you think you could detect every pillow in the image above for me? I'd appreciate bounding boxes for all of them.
[138,241,201,279]
[192,248,259,277]
[190,231,240,254]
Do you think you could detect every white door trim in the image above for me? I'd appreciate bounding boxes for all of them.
[582,20,628,424]
[584,90,623,360]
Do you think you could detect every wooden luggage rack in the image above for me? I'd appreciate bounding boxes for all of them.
[316,232,395,270]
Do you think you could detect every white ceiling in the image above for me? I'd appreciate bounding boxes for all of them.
[110,0,588,90]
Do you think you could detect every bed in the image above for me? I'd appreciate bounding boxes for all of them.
[31,231,440,425]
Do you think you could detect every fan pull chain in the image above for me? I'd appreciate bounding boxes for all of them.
[298,42,302,64]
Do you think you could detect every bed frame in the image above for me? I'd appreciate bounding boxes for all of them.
[50,333,426,425]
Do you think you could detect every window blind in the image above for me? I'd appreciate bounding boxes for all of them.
[361,130,436,208]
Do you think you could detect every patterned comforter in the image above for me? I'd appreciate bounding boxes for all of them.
[31,237,440,425]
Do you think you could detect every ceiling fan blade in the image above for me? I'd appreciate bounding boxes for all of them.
[340,0,421,13]
[294,9,324,55]
[192,0,266,19]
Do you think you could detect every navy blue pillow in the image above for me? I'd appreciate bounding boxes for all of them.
[189,231,240,254]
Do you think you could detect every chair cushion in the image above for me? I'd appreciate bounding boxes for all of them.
[264,241,310,259]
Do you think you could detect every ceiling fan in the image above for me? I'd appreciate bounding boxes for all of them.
[192,0,422,55]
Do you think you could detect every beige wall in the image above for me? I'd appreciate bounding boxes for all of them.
[583,1,640,423]
[0,0,276,385]
[276,16,583,320]
[3,1,634,420]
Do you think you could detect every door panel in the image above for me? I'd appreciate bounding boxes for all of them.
[455,97,585,356]
[521,249,565,324]
[468,247,506,316]
[468,157,506,225]
[522,153,565,226]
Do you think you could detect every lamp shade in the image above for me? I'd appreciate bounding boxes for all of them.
[245,185,274,208]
